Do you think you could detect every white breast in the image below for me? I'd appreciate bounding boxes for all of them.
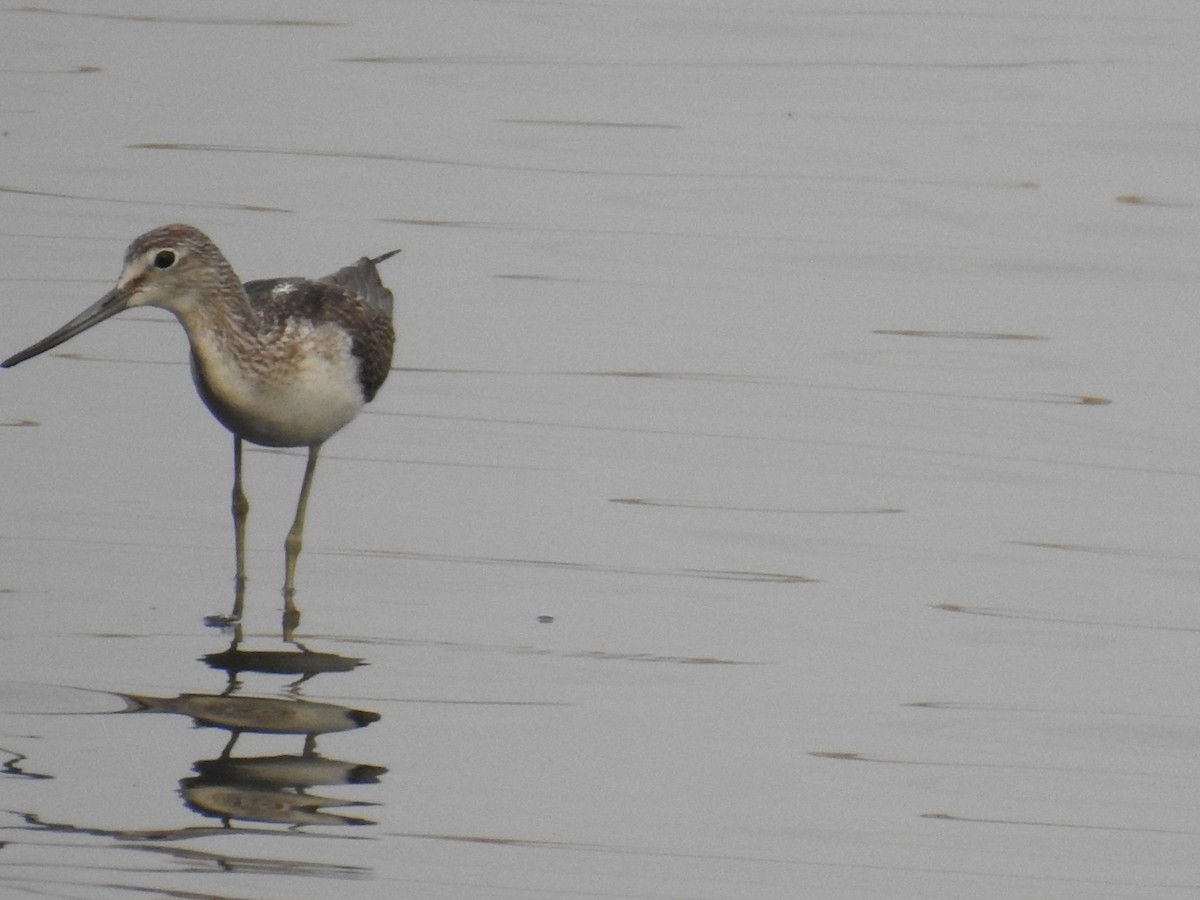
[189,320,366,448]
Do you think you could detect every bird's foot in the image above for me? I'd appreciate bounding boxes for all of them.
[204,612,241,631]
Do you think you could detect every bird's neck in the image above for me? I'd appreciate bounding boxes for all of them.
[165,283,260,368]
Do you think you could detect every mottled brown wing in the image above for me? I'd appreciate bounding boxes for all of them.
[243,277,395,403]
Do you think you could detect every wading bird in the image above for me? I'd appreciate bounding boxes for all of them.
[3,224,399,637]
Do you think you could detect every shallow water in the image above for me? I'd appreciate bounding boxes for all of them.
[4,2,1200,897]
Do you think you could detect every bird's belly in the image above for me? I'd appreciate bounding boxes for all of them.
[190,338,365,448]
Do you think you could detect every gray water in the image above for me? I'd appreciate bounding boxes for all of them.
[2,2,1199,897]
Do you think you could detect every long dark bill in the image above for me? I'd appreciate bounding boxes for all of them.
[2,288,129,368]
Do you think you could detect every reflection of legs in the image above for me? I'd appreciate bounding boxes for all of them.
[231,436,249,623]
[219,729,242,760]
[283,443,322,638]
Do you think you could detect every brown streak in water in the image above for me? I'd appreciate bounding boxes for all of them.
[385,218,1044,247]
[809,751,1059,771]
[932,602,1200,632]
[403,366,1111,407]
[0,278,110,283]
[572,651,747,664]
[683,569,816,583]
[135,143,1034,188]
[498,118,681,129]
[386,365,1112,410]
[494,274,588,282]
[493,273,659,287]
[906,700,1183,719]
[581,371,1107,405]
[0,230,126,242]
[811,751,1160,778]
[394,412,1198,482]
[612,497,903,515]
[1,419,38,427]
[0,64,99,74]
[342,55,1093,71]
[388,218,478,227]
[908,700,1026,711]
[0,184,290,213]
[329,548,817,584]
[320,634,756,666]
[1006,539,1179,558]
[922,811,1196,835]
[16,6,342,25]
[389,828,1177,887]
[874,329,1046,340]
[809,751,864,761]
[1116,194,1194,208]
[393,699,569,706]
[397,833,557,846]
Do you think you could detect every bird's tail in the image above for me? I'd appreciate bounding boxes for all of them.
[319,248,401,317]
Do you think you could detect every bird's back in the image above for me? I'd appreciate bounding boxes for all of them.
[239,249,399,405]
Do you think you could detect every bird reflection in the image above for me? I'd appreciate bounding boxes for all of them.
[203,637,365,692]
[119,688,386,828]
[122,691,379,740]
[181,769,381,828]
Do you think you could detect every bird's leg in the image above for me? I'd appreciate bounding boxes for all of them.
[231,435,249,623]
[219,729,242,760]
[283,443,322,640]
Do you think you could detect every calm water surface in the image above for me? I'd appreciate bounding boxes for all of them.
[3,2,1200,897]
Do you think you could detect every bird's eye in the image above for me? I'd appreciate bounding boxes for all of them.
[153,250,176,269]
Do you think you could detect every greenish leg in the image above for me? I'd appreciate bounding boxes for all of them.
[231,435,249,623]
[283,443,322,640]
